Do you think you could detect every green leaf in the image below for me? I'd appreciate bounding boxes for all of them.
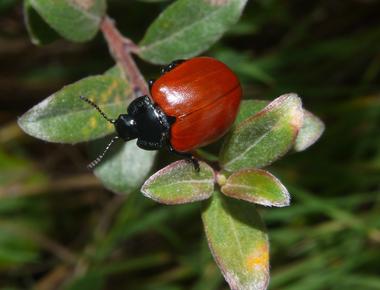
[236,100,324,152]
[294,110,325,152]
[23,0,60,45]
[141,160,215,204]
[29,0,106,42]
[234,100,268,126]
[138,0,248,64]
[18,75,131,143]
[220,93,304,172]
[221,169,290,207]
[202,191,269,290]
[93,140,157,194]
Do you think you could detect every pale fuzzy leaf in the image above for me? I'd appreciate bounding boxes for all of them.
[221,169,290,207]
[93,140,157,194]
[202,191,269,290]
[29,0,106,42]
[139,0,248,64]
[294,110,325,151]
[141,160,215,204]
[220,93,304,172]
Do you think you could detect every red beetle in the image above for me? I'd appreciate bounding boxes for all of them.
[81,57,242,168]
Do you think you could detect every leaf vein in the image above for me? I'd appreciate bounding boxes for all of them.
[155,179,214,188]
[66,0,100,23]
[227,211,245,274]
[140,4,229,52]
[224,125,273,168]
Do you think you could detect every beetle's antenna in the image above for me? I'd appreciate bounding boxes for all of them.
[88,136,119,169]
[80,96,115,124]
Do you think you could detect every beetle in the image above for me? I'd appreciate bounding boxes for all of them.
[81,56,242,170]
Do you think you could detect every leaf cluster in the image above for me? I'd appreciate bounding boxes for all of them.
[15,0,327,289]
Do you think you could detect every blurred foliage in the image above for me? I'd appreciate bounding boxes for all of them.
[0,0,379,289]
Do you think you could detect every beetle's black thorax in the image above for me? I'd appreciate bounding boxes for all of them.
[114,96,174,150]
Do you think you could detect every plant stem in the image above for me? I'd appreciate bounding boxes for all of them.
[100,16,148,97]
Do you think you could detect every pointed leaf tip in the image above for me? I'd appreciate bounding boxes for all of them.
[18,75,130,143]
[141,160,215,204]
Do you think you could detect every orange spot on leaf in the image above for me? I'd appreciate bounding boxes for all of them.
[246,243,269,271]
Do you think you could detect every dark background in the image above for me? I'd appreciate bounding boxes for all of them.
[0,0,380,289]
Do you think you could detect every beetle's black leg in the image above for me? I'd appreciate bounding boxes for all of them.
[188,156,200,172]
[148,79,155,92]
[160,59,185,75]
[167,144,200,172]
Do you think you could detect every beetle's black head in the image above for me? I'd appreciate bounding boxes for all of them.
[114,114,138,141]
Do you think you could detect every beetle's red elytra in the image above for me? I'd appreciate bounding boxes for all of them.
[151,57,242,152]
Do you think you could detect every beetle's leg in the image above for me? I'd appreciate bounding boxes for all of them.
[167,144,200,172]
[148,79,155,92]
[160,59,185,75]
[187,156,200,172]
